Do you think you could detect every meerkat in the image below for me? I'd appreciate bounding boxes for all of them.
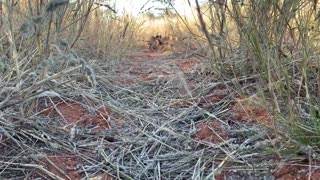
[148,35,160,52]
[158,34,176,51]
[148,34,176,52]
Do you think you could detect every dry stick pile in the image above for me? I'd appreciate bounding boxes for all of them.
[0,53,276,179]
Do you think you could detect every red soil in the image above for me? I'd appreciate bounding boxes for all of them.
[41,101,112,130]
[36,101,118,178]
[193,120,229,144]
[273,160,320,180]
[175,60,198,73]
[36,153,81,179]
[231,96,273,127]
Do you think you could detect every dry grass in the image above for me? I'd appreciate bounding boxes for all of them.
[0,56,278,178]
[1,0,320,179]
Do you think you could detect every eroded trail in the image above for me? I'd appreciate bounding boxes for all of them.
[2,49,317,179]
[109,50,202,84]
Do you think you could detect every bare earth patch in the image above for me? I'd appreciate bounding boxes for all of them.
[273,160,320,179]
[41,101,112,130]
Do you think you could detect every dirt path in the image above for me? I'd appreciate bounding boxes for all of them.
[4,49,319,179]
[110,50,201,85]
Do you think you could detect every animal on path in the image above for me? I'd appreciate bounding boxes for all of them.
[147,34,174,52]
[148,35,161,52]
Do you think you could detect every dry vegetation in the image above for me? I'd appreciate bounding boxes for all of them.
[1,0,320,179]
